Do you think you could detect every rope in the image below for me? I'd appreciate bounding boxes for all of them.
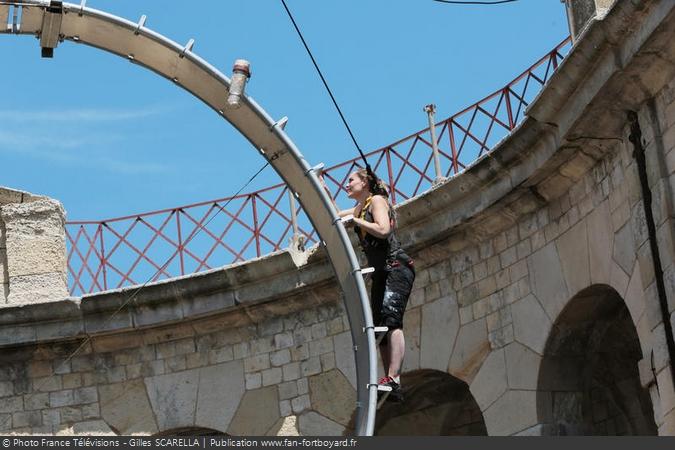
[279,0,374,180]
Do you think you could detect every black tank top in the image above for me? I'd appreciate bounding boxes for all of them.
[353,196,409,270]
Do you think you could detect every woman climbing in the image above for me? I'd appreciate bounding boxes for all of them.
[323,168,415,406]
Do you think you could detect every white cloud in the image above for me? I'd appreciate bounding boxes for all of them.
[0,131,169,175]
[0,105,169,122]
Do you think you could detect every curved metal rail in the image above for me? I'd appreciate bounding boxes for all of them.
[62,37,571,296]
[0,0,380,436]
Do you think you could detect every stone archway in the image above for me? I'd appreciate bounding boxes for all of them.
[375,370,487,435]
[536,285,656,435]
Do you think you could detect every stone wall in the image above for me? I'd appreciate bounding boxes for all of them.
[0,187,68,305]
[0,0,674,438]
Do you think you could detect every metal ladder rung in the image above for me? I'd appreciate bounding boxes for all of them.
[373,326,388,345]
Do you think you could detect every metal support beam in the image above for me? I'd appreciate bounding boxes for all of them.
[3,0,380,435]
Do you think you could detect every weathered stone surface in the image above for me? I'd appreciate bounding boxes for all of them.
[527,243,569,321]
[402,307,421,373]
[555,220,590,296]
[587,200,614,284]
[145,369,199,431]
[483,390,538,436]
[268,415,299,436]
[333,332,356,390]
[624,263,646,326]
[504,342,541,390]
[58,420,116,436]
[448,319,489,383]
[6,273,68,305]
[613,222,636,276]
[308,370,355,426]
[195,361,245,433]
[297,411,345,436]
[227,386,279,436]
[470,349,507,411]
[1,198,67,305]
[420,296,459,372]
[99,379,158,435]
[511,294,552,355]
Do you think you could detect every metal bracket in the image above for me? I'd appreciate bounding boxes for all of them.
[271,116,288,131]
[40,0,63,58]
[134,14,146,35]
[305,162,324,176]
[179,38,194,58]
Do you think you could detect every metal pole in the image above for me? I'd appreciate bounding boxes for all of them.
[424,104,446,185]
[288,189,304,252]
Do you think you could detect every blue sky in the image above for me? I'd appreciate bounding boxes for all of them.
[0,0,570,221]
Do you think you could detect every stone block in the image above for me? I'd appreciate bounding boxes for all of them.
[448,319,489,383]
[472,297,488,319]
[489,324,514,349]
[297,378,308,395]
[309,370,355,426]
[262,368,283,387]
[555,220,589,297]
[421,295,459,371]
[301,357,321,377]
[245,373,262,390]
[291,394,310,414]
[511,294,552,355]
[459,305,473,325]
[470,348,507,411]
[613,222,637,276]
[250,337,274,356]
[6,272,69,304]
[291,343,309,362]
[309,337,334,357]
[196,361,245,433]
[12,411,42,429]
[279,401,292,417]
[527,243,569,321]
[609,262,630,300]
[244,354,270,373]
[483,390,538,436]
[282,362,301,382]
[333,332,356,390]
[625,264,646,325]
[320,353,335,371]
[99,379,158,435]
[587,200,614,284]
[274,332,294,350]
[145,369,199,431]
[0,396,23,414]
[271,349,291,367]
[402,307,421,373]
[298,411,345,436]
[278,381,298,401]
[228,386,279,436]
[505,342,541,390]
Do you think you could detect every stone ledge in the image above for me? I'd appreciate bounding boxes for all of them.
[1,0,673,348]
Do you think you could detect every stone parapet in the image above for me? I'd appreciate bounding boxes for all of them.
[0,188,68,305]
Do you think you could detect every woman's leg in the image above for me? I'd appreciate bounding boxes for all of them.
[386,328,405,379]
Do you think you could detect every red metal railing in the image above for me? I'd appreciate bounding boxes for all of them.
[66,37,572,296]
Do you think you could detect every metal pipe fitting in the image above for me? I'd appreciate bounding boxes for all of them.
[227,59,251,109]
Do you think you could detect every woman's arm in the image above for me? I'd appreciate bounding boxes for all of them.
[352,195,391,238]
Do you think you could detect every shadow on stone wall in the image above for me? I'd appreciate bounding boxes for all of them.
[536,284,657,435]
[375,369,487,435]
